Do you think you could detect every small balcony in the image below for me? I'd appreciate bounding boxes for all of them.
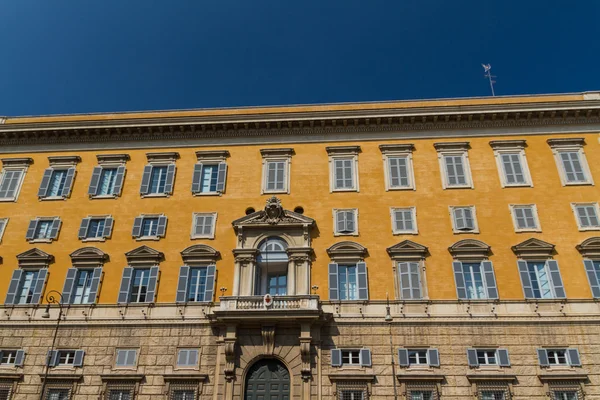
[213,295,321,322]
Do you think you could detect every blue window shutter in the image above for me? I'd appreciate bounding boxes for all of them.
[61,268,78,304]
[497,349,510,367]
[453,261,467,299]
[583,260,600,298]
[191,164,203,193]
[102,217,114,238]
[328,263,339,301]
[25,220,38,240]
[117,267,134,304]
[357,262,369,300]
[37,168,53,198]
[518,260,534,299]
[145,266,160,303]
[164,164,176,194]
[5,269,23,304]
[482,261,498,299]
[176,266,190,303]
[87,267,103,304]
[73,350,85,367]
[31,269,48,304]
[216,162,227,193]
[14,350,25,367]
[48,350,59,367]
[156,215,167,237]
[567,348,581,367]
[398,349,409,367]
[112,166,126,196]
[131,217,143,238]
[78,218,91,239]
[49,218,61,240]
[360,348,372,367]
[331,349,342,367]
[537,349,549,367]
[88,166,103,196]
[204,265,216,302]
[61,167,76,197]
[546,260,566,298]
[428,349,440,367]
[139,165,153,194]
[467,348,478,367]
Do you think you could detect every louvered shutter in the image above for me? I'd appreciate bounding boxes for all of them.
[497,349,510,367]
[156,215,167,237]
[25,220,38,240]
[482,261,498,299]
[583,260,600,297]
[409,262,421,299]
[88,166,103,196]
[31,269,48,304]
[428,349,440,367]
[61,167,76,197]
[87,267,103,304]
[102,217,114,238]
[567,348,581,367]
[37,168,53,198]
[335,211,345,233]
[537,349,549,367]
[216,162,227,193]
[117,267,134,304]
[78,218,91,239]
[464,208,474,229]
[334,159,345,189]
[345,211,355,233]
[452,261,467,299]
[517,260,534,298]
[47,350,59,367]
[164,164,176,194]
[177,349,187,366]
[398,349,409,367]
[176,266,190,303]
[328,263,339,301]
[131,217,143,237]
[14,350,25,367]
[359,348,372,367]
[331,349,342,367]
[357,262,369,300]
[5,269,23,304]
[191,164,203,193]
[145,266,160,303]
[467,348,478,367]
[49,219,61,239]
[73,350,85,367]
[139,165,153,194]
[112,166,126,196]
[204,265,216,302]
[454,209,465,230]
[546,260,566,298]
[399,262,412,299]
[61,268,78,304]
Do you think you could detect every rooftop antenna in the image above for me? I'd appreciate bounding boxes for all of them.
[482,64,496,96]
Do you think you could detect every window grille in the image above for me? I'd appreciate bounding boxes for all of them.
[168,381,198,400]
[0,382,12,400]
[105,382,135,400]
[44,384,72,400]
[477,382,511,399]
[337,382,367,400]
[549,381,583,400]
[407,383,438,400]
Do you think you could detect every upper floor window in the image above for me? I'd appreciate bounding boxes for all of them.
[47,350,84,368]
[450,206,478,233]
[260,148,293,194]
[26,217,61,242]
[62,267,102,305]
[5,268,48,305]
[88,154,129,198]
[391,207,417,235]
[191,151,229,195]
[118,266,159,304]
[380,144,416,190]
[331,348,372,367]
[518,260,565,299]
[467,348,510,367]
[538,348,581,368]
[583,258,600,298]
[78,216,114,241]
[0,158,31,202]
[115,349,138,368]
[398,348,440,368]
[548,138,593,186]
[398,262,423,300]
[453,260,498,300]
[191,213,217,239]
[434,142,473,189]
[0,218,8,243]
[327,146,360,192]
[38,156,80,200]
[0,349,25,367]
[132,215,167,240]
[490,140,532,187]
[328,262,368,301]
[176,349,199,368]
[572,203,600,231]
[334,209,358,236]
[140,152,178,197]
[176,265,216,303]
[510,204,541,232]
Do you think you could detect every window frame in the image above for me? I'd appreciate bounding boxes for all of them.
[396,261,426,300]
[327,146,360,192]
[390,207,418,235]
[175,348,200,370]
[0,166,27,202]
[27,217,61,243]
[407,349,429,367]
[449,206,479,234]
[509,204,541,232]
[0,350,18,367]
[340,349,362,367]
[546,349,569,366]
[435,143,473,189]
[114,348,138,369]
[190,212,217,239]
[40,165,76,201]
[490,141,533,188]
[526,260,559,299]
[81,215,113,242]
[70,269,95,305]
[55,350,78,367]
[333,208,359,236]
[0,218,8,243]
[134,214,166,241]
[475,349,498,366]
[261,158,290,194]
[90,164,124,199]
[380,145,416,191]
[196,163,220,195]
[129,269,151,303]
[548,139,594,186]
[571,203,600,231]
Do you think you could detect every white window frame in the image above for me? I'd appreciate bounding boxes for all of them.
[56,350,77,367]
[491,143,533,187]
[380,145,416,191]
[261,158,291,194]
[145,163,172,197]
[190,212,217,239]
[91,163,124,199]
[546,349,569,366]
[0,350,18,366]
[137,214,163,241]
[0,218,8,243]
[509,204,541,232]
[407,349,429,366]
[81,215,111,242]
[333,208,358,236]
[114,348,138,369]
[328,147,360,192]
[0,166,27,202]
[340,349,362,366]
[571,203,600,231]
[390,207,418,235]
[449,206,479,234]
[548,140,594,186]
[28,217,61,243]
[476,349,498,366]
[42,167,73,200]
[435,143,473,189]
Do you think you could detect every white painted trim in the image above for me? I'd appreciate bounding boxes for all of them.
[550,145,594,186]
[382,152,416,191]
[135,214,166,241]
[437,150,474,190]
[329,155,359,193]
[0,218,8,243]
[448,206,479,234]
[190,212,218,239]
[261,157,291,195]
[509,204,542,233]
[390,207,418,235]
[493,148,533,188]
[0,166,27,202]
[570,202,600,231]
[332,208,359,236]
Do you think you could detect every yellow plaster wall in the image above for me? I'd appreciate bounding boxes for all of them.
[0,131,598,303]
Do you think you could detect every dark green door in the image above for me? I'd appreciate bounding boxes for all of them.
[245,359,290,400]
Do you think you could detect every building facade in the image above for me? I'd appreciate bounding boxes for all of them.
[0,93,599,399]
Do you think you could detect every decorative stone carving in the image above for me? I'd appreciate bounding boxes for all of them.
[232,197,315,228]
[223,325,237,382]
[577,237,600,259]
[387,240,428,261]
[512,238,555,259]
[261,326,276,355]
[16,248,54,269]
[125,245,164,265]
[70,247,108,268]
[232,249,258,264]
[265,197,284,225]
[300,337,312,382]
[327,241,368,262]
[181,244,220,265]
[448,239,491,260]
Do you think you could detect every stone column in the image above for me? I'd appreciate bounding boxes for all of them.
[232,249,258,296]
[299,322,313,400]
[287,248,313,295]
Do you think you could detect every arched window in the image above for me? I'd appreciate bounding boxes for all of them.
[257,237,288,263]
[256,237,289,296]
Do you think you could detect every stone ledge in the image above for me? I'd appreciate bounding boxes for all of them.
[467,373,517,382]
[101,374,145,382]
[163,374,208,382]
[538,373,588,382]
[328,373,375,382]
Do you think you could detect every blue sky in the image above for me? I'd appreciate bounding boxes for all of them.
[1,1,599,116]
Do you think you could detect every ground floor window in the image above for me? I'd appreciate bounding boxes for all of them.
[167,381,198,400]
[104,382,135,400]
[337,382,368,400]
[406,383,438,400]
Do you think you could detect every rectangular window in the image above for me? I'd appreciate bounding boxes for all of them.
[548,139,593,186]
[106,389,132,400]
[409,391,433,400]
[47,170,68,197]
[87,219,106,238]
[338,265,358,301]
[45,388,70,400]
[500,152,527,185]
[547,349,568,366]
[553,392,578,400]
[0,169,25,201]
[200,164,219,193]
[264,160,287,192]
[0,350,17,365]
[333,158,356,191]
[132,215,166,239]
[72,270,94,304]
[0,218,8,243]
[511,205,540,231]
[35,220,53,239]
[341,350,361,366]
[267,274,287,296]
[528,262,554,299]
[115,349,137,368]
[130,269,150,303]
[172,389,196,400]
[480,391,505,400]
[191,213,216,239]
[476,350,497,366]
[334,209,358,235]
[340,391,364,400]
[97,168,118,195]
[559,152,587,183]
[408,350,428,365]
[141,218,159,237]
[451,206,477,233]
[573,203,600,230]
[17,270,40,304]
[149,166,168,194]
[391,208,417,234]
[57,350,77,366]
[176,349,199,368]
[0,385,11,400]
[444,155,467,187]
[387,156,412,189]
[461,263,488,299]
[187,268,208,302]
[398,262,422,300]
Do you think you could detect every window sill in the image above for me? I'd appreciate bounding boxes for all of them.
[135,236,161,241]
[81,237,106,243]
[90,194,118,200]
[174,366,200,371]
[0,365,17,370]
[452,230,479,234]
[111,367,138,371]
[563,182,594,187]
[332,188,358,193]
[443,185,473,190]
[333,232,359,237]
[190,235,215,240]
[53,365,76,370]
[39,196,66,201]
[192,192,221,197]
[262,190,289,195]
[141,193,170,198]
[502,183,533,188]
[387,186,415,191]
[514,228,542,233]
[407,365,432,371]
[0,198,17,202]
[577,227,600,232]
[392,231,419,235]
[28,239,53,244]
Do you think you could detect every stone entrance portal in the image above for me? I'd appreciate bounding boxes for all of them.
[244,359,290,400]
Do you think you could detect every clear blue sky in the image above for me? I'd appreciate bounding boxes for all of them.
[1,1,599,116]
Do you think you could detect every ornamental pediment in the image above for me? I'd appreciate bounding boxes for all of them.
[386,240,428,260]
[232,197,315,229]
[125,245,164,265]
[511,238,555,258]
[70,247,109,267]
[16,248,54,268]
